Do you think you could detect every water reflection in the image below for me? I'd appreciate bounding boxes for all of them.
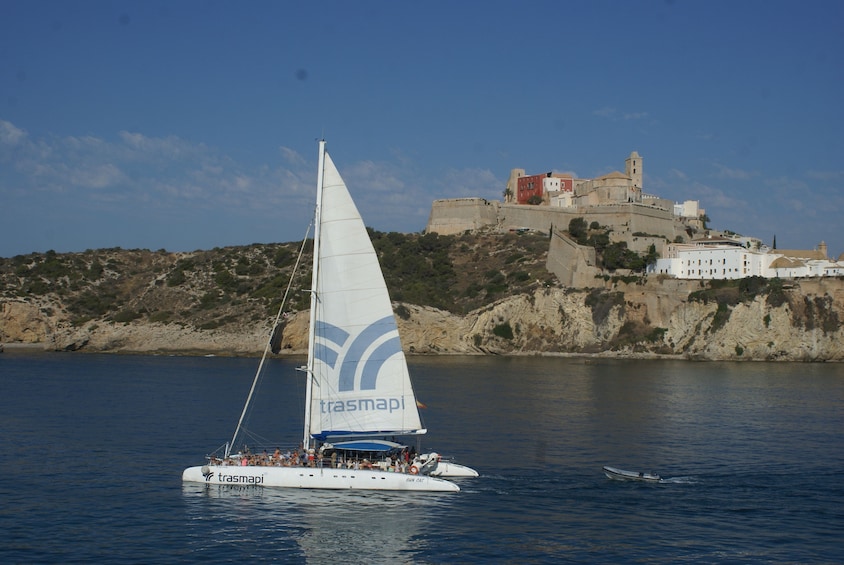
[182,483,455,563]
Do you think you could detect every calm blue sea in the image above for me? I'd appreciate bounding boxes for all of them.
[0,352,842,563]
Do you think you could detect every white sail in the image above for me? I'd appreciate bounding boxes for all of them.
[182,140,472,492]
[307,146,424,441]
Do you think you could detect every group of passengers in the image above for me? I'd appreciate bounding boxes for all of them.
[211,445,422,474]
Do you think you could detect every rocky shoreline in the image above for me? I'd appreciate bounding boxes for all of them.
[3,277,843,361]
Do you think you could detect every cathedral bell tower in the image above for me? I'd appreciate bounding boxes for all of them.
[625,151,643,189]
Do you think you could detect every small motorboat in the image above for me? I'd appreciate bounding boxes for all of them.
[603,466,661,482]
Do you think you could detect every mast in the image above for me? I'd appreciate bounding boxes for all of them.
[303,140,326,449]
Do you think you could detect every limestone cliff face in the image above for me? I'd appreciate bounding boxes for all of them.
[3,279,843,361]
[465,290,614,353]
[422,280,841,360]
[662,297,841,361]
[1,298,268,355]
[400,288,843,361]
[2,301,51,344]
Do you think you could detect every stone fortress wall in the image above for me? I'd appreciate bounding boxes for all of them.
[425,198,500,236]
[426,151,711,287]
[426,199,682,287]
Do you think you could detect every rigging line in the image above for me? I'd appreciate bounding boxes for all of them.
[238,427,275,447]
[226,221,314,458]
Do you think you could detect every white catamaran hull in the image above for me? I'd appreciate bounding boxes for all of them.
[430,462,479,478]
[183,465,460,492]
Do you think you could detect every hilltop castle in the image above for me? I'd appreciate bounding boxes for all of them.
[506,151,647,208]
[426,151,841,287]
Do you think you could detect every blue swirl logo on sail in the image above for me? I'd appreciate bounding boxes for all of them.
[315,316,401,392]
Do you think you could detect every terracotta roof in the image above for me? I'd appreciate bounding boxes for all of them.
[595,171,630,180]
[775,249,825,260]
[769,257,805,269]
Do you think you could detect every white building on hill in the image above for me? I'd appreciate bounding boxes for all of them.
[649,239,842,280]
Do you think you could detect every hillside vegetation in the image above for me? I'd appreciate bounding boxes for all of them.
[2,231,842,361]
[0,231,551,332]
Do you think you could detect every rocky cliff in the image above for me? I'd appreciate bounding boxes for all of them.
[3,277,842,361]
[2,241,842,361]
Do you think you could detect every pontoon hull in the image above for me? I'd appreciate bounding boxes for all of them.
[431,462,479,478]
[183,465,460,492]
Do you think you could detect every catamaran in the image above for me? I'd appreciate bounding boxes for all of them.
[183,141,477,491]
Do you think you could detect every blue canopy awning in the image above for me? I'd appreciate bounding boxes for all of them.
[328,440,405,452]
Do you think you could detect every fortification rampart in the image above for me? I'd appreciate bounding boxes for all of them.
[427,199,677,243]
[427,199,686,286]
[546,229,601,288]
[425,198,499,235]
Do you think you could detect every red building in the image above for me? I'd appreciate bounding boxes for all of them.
[516,172,573,204]
[517,173,548,204]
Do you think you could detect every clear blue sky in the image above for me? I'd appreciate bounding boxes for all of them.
[2,0,842,258]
